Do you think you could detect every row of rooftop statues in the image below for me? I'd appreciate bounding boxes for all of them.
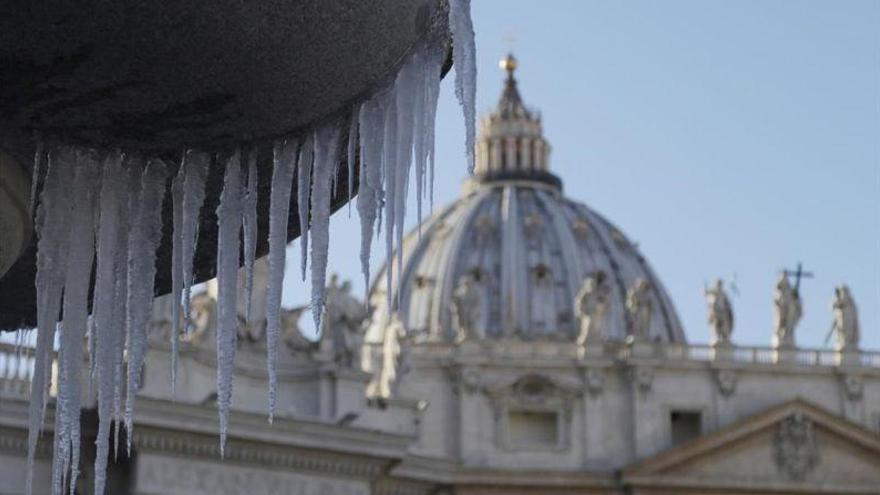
[702,274,860,351]
[450,268,862,351]
[160,267,861,374]
[574,272,654,344]
[571,271,860,351]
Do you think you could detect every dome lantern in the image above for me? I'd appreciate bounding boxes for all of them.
[475,54,556,187]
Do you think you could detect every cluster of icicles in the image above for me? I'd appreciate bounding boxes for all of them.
[23,2,476,493]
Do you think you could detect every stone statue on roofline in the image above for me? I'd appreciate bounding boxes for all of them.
[829,284,859,352]
[575,271,611,346]
[626,278,653,341]
[705,278,734,346]
[320,274,368,367]
[774,273,802,349]
[281,305,315,353]
[376,315,409,398]
[452,273,483,343]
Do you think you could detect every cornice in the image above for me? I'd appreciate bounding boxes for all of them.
[622,474,880,494]
[0,426,52,458]
[133,427,387,480]
[132,396,414,459]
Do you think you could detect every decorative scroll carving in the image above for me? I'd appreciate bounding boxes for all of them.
[841,373,863,401]
[714,369,737,397]
[584,367,605,395]
[630,367,654,393]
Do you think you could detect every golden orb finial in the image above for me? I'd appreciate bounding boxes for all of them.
[499,53,517,78]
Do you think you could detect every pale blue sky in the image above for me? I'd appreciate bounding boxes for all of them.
[286,0,880,349]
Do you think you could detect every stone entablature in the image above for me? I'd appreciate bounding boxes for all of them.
[364,339,880,371]
[380,336,880,474]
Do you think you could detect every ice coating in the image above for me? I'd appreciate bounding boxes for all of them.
[215,151,244,457]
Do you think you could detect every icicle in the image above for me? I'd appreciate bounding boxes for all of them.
[29,139,44,219]
[265,138,298,422]
[26,12,477,484]
[91,151,126,495]
[242,149,259,323]
[169,165,184,399]
[180,151,210,334]
[412,56,428,236]
[215,151,244,457]
[310,124,342,332]
[297,137,314,281]
[124,159,167,456]
[347,107,359,217]
[51,149,99,495]
[86,316,96,399]
[393,59,419,307]
[26,146,73,495]
[357,98,385,299]
[449,0,477,173]
[423,45,443,213]
[382,92,399,313]
[114,158,140,462]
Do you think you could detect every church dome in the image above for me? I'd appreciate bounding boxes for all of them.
[366,55,685,345]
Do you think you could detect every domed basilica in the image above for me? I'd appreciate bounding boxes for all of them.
[2,56,880,495]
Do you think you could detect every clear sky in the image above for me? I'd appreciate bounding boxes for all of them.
[285,0,880,349]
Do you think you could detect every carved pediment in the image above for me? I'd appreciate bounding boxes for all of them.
[473,373,582,453]
[481,373,583,401]
[624,399,880,492]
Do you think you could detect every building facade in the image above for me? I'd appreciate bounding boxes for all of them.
[1,55,880,495]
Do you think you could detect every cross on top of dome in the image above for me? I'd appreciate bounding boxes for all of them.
[495,53,530,119]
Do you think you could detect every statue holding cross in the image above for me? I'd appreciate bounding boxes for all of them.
[773,263,812,349]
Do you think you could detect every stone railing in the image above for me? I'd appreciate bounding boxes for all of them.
[0,342,38,397]
[371,339,880,370]
[652,343,880,368]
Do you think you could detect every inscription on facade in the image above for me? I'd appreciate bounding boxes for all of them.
[136,454,369,495]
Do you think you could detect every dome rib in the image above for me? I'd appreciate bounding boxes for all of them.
[430,188,495,340]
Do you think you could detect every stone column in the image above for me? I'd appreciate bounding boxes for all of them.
[490,139,502,171]
[505,137,516,171]
[521,137,533,170]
